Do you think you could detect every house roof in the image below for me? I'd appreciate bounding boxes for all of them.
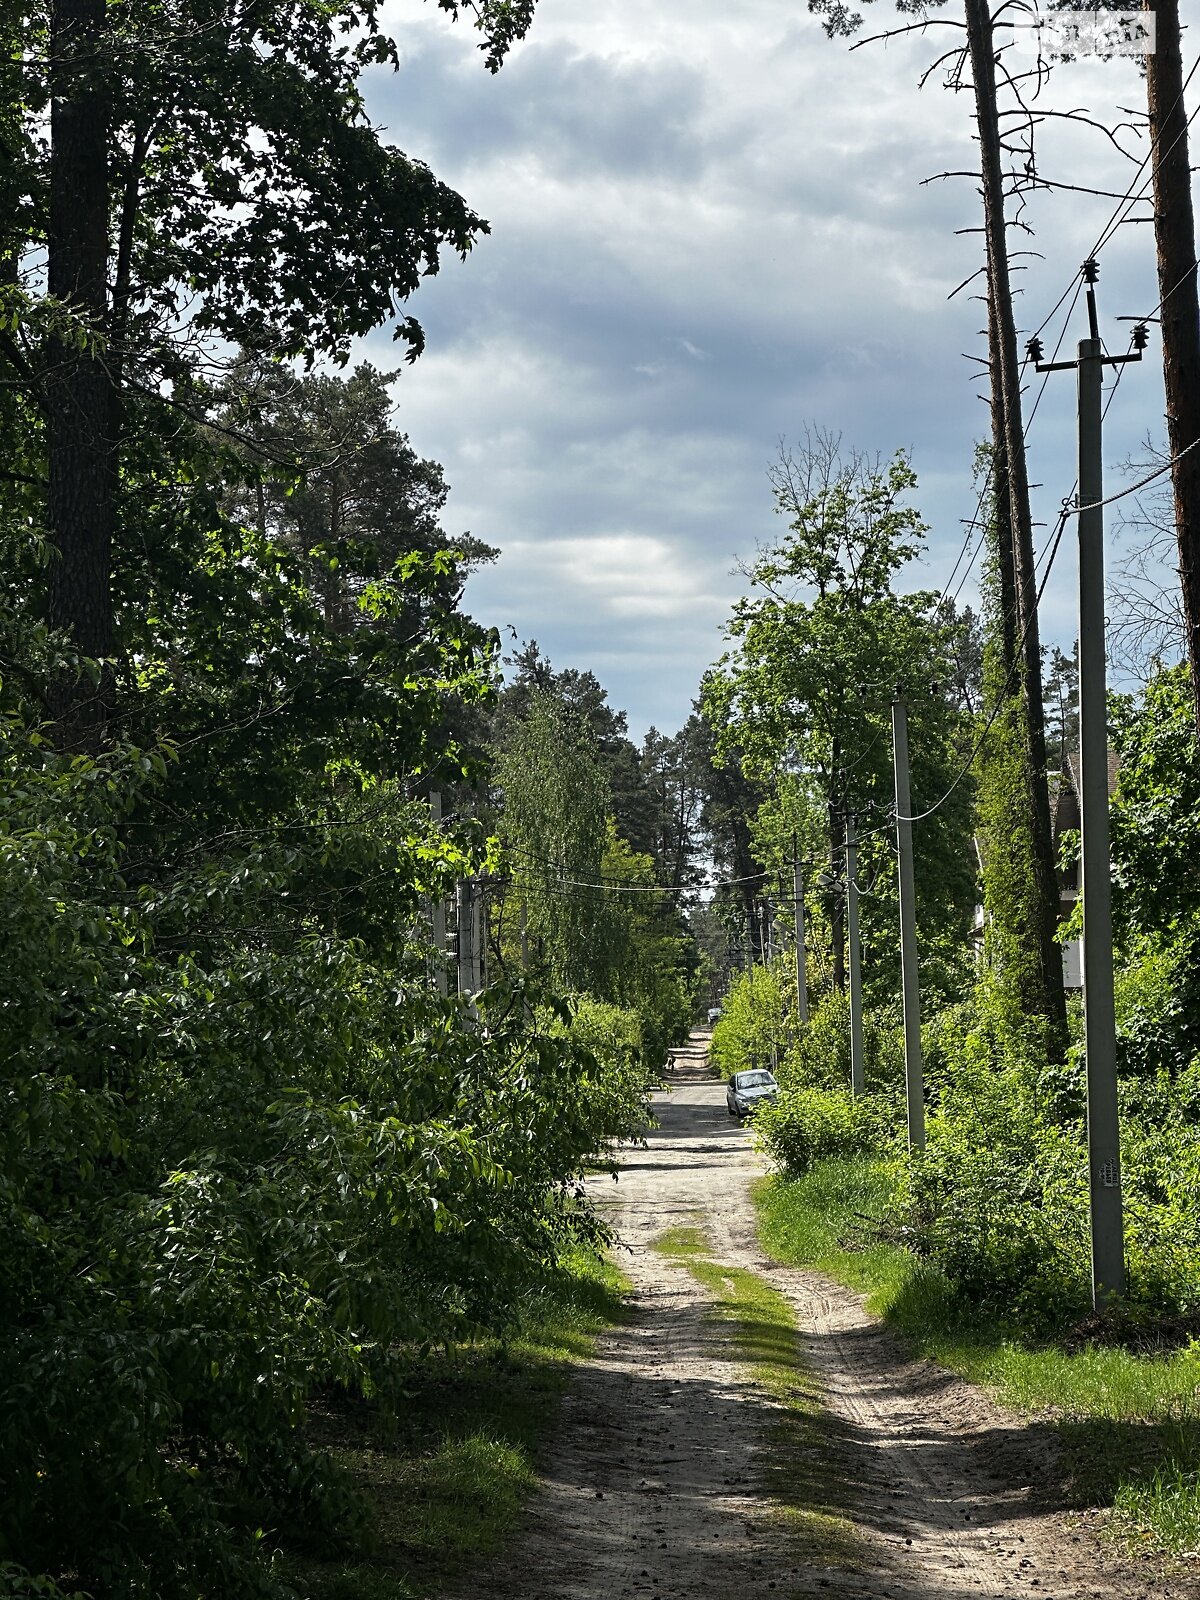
[1053,749,1119,841]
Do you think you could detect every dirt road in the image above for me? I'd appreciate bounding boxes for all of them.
[451,1035,1194,1600]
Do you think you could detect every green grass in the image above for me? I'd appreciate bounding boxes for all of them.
[282,1249,629,1599]
[757,1157,1200,1559]
[653,1225,866,1571]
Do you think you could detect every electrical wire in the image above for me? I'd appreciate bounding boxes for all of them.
[1075,431,1200,516]
[893,496,1075,826]
[503,840,772,898]
[892,396,1199,826]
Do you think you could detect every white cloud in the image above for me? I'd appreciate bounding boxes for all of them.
[364,0,1178,732]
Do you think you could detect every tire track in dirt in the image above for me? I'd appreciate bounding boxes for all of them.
[447,1034,1198,1600]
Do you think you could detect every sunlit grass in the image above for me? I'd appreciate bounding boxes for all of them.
[653,1225,866,1572]
[284,1248,629,1599]
[757,1159,1200,1561]
[1115,1459,1200,1557]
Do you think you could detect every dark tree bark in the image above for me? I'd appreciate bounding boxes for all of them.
[987,300,1019,681]
[46,0,114,750]
[1145,0,1200,731]
[965,0,1068,1058]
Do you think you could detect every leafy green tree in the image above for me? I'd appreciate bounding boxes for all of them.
[220,356,496,633]
[13,0,539,742]
[641,714,713,893]
[494,689,616,995]
[599,826,698,1062]
[703,434,975,1000]
[496,641,659,854]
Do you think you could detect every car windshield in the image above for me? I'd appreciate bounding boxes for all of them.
[734,1071,776,1089]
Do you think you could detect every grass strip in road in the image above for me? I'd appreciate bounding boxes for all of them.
[653,1224,866,1573]
[757,1158,1200,1562]
[281,1248,628,1600]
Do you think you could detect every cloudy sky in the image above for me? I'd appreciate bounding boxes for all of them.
[357,0,1175,739]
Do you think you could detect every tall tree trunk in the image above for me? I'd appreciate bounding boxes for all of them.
[1145,0,1200,730]
[965,0,1067,1057]
[988,303,1019,682]
[46,0,113,750]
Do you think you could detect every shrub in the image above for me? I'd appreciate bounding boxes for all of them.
[777,989,905,1097]
[756,1088,898,1177]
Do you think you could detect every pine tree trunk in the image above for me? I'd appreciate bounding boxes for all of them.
[46,0,113,750]
[1145,0,1200,731]
[966,0,1067,1057]
[988,303,1019,680]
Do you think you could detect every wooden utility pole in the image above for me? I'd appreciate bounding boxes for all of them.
[1145,0,1200,732]
[987,300,1020,679]
[964,0,1067,1057]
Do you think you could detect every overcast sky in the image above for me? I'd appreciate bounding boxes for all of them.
[358,0,1179,739]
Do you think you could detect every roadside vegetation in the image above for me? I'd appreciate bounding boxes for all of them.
[757,1161,1200,1559]
[701,434,1200,1563]
[11,0,1200,1590]
[285,1249,628,1600]
[6,8,703,1594]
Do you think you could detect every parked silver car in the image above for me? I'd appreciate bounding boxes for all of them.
[726,1068,779,1119]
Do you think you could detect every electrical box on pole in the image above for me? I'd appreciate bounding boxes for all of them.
[891,697,926,1151]
[1030,260,1144,1308]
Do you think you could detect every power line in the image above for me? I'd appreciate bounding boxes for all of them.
[935,54,1199,618]
[1075,430,1200,516]
[504,840,772,898]
[894,420,1200,828]
[895,494,1076,826]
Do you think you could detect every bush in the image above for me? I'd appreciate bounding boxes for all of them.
[756,1088,898,1177]
[0,711,651,1597]
[896,979,1200,1328]
[777,989,905,1096]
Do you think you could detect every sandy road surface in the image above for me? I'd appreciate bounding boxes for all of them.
[448,1034,1196,1600]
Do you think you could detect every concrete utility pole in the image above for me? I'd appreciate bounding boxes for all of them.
[429,791,449,998]
[475,876,486,992]
[792,833,809,1025]
[844,812,866,1098]
[1030,261,1146,1309]
[456,878,481,1009]
[891,697,926,1151]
